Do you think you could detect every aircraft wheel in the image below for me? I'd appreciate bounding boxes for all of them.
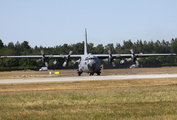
[89,72,94,76]
[78,72,82,76]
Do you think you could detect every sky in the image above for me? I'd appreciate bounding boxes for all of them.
[0,0,177,48]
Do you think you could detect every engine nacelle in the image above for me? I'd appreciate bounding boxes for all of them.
[119,60,125,65]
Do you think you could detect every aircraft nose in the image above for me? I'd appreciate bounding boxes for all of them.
[88,62,96,71]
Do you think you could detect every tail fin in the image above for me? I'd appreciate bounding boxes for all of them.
[84,28,88,55]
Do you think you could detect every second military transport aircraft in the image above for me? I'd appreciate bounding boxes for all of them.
[1,29,176,76]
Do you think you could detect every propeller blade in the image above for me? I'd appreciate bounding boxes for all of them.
[63,61,67,67]
[106,50,115,66]
[45,62,48,67]
[108,50,111,54]
[126,49,140,67]
[71,60,76,64]
[62,50,73,67]
[126,58,132,62]
[69,51,73,55]
[76,59,81,63]
[135,60,139,66]
[41,50,44,55]
[130,49,134,54]
[36,59,42,62]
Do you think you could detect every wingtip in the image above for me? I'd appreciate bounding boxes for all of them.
[0,56,5,58]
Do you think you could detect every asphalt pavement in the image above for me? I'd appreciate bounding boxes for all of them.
[1,74,177,84]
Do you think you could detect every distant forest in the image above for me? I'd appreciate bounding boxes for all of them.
[0,38,177,71]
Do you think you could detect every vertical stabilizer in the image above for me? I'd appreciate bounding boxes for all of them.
[84,28,88,55]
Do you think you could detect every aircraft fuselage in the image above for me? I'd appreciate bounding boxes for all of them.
[77,54,101,75]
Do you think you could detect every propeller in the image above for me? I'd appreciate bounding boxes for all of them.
[127,49,139,66]
[103,50,116,67]
[36,50,49,67]
[61,51,75,67]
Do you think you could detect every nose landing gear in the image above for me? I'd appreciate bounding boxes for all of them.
[78,72,82,76]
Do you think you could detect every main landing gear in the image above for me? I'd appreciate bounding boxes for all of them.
[89,71,101,76]
[77,71,101,76]
[89,72,94,76]
[97,72,100,75]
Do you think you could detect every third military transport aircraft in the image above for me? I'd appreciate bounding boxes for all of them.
[1,29,176,76]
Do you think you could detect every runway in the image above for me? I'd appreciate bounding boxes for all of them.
[1,73,177,84]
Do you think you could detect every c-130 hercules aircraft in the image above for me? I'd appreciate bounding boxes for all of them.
[1,29,177,76]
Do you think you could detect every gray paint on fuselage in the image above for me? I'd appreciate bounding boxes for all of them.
[78,54,101,73]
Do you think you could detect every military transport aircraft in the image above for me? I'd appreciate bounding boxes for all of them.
[1,29,176,76]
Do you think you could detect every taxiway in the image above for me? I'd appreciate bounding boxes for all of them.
[1,74,177,84]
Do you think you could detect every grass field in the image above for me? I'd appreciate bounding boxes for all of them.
[1,77,177,119]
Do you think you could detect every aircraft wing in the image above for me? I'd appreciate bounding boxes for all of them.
[1,55,44,59]
[133,53,176,58]
[95,53,176,59]
[0,55,82,60]
[1,53,176,59]
[52,55,82,60]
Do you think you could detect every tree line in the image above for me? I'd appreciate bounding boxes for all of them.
[0,38,177,71]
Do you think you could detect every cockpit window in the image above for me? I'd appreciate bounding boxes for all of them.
[85,57,88,61]
[89,57,95,60]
